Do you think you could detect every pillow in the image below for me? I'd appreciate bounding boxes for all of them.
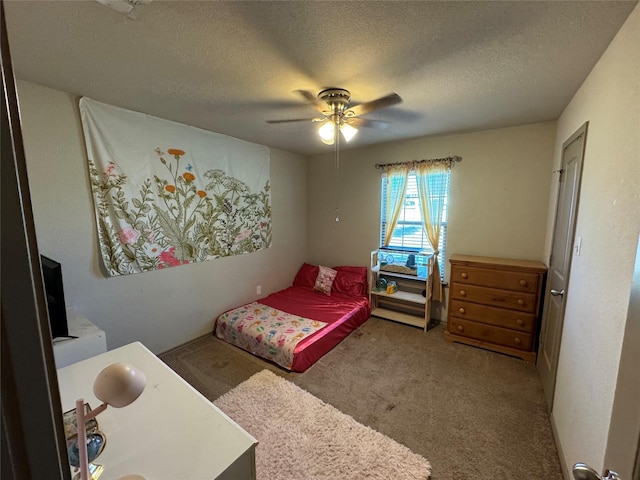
[332,270,367,297]
[333,266,368,296]
[314,265,338,296]
[333,265,367,282]
[293,263,319,288]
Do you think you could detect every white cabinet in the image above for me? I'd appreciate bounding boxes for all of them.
[53,308,107,368]
[369,249,435,331]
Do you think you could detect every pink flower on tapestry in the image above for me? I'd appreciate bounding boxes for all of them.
[158,246,188,268]
[103,162,116,180]
[235,230,250,242]
[117,227,140,245]
[144,227,156,243]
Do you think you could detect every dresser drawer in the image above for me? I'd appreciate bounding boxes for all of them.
[451,265,539,293]
[447,317,533,351]
[450,299,536,332]
[450,282,538,313]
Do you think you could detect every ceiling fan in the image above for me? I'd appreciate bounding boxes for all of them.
[267,88,402,145]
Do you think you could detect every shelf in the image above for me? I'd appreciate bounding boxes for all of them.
[370,288,426,304]
[371,308,426,329]
[378,270,428,281]
[370,248,435,333]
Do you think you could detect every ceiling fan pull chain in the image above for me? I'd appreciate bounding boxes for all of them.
[335,126,340,222]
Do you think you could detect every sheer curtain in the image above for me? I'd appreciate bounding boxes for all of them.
[416,162,450,301]
[383,165,411,246]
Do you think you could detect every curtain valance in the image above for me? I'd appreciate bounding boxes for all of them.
[375,156,462,172]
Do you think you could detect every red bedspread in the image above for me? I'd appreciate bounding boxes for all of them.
[214,264,371,372]
[260,285,370,372]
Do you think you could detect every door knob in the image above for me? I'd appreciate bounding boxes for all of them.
[550,289,565,296]
[573,463,622,480]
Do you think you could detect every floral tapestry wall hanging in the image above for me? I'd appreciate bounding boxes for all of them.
[79,97,271,276]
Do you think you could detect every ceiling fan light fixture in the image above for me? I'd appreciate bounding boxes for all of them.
[339,122,358,142]
[269,87,401,146]
[318,121,336,145]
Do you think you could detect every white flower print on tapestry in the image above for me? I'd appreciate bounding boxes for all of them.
[79,98,271,276]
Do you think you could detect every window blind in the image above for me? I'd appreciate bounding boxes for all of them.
[380,170,450,278]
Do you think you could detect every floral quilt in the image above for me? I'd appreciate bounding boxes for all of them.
[215,302,327,370]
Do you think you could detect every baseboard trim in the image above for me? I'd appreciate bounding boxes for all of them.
[550,411,571,480]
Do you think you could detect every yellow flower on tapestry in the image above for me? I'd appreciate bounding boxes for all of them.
[87,147,272,276]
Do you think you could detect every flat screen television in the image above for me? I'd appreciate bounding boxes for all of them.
[40,255,69,338]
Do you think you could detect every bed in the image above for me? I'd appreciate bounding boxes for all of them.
[214,263,370,372]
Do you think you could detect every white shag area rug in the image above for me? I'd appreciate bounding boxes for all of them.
[214,370,431,480]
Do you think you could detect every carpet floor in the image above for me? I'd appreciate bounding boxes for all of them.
[215,369,431,479]
[160,318,563,480]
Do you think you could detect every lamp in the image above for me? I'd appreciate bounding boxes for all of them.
[339,122,358,142]
[318,118,358,145]
[318,120,335,145]
[74,362,146,480]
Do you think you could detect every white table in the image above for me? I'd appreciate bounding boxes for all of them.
[57,342,257,480]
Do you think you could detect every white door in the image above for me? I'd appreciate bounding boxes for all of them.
[537,122,587,409]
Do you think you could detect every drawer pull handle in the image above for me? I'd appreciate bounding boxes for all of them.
[516,319,524,326]
[514,337,522,344]
[457,325,464,332]
[461,272,468,279]
[460,290,467,296]
[519,279,527,287]
[517,299,524,306]
[458,307,465,314]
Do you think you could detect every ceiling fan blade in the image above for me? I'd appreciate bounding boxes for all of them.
[295,89,328,114]
[346,93,402,117]
[346,117,390,130]
[266,117,322,124]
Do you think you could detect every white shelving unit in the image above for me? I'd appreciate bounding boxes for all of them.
[369,250,435,331]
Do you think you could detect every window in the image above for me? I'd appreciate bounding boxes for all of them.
[380,170,450,279]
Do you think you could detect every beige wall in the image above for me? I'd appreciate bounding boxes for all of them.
[546,4,640,477]
[306,121,556,279]
[17,80,308,354]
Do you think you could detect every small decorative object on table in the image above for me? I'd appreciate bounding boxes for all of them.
[68,433,106,477]
[63,403,99,441]
[386,281,398,294]
[72,362,147,480]
[375,277,388,291]
[64,403,105,479]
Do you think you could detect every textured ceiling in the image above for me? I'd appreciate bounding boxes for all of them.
[4,0,637,155]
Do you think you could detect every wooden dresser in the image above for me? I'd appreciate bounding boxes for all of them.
[445,254,547,362]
